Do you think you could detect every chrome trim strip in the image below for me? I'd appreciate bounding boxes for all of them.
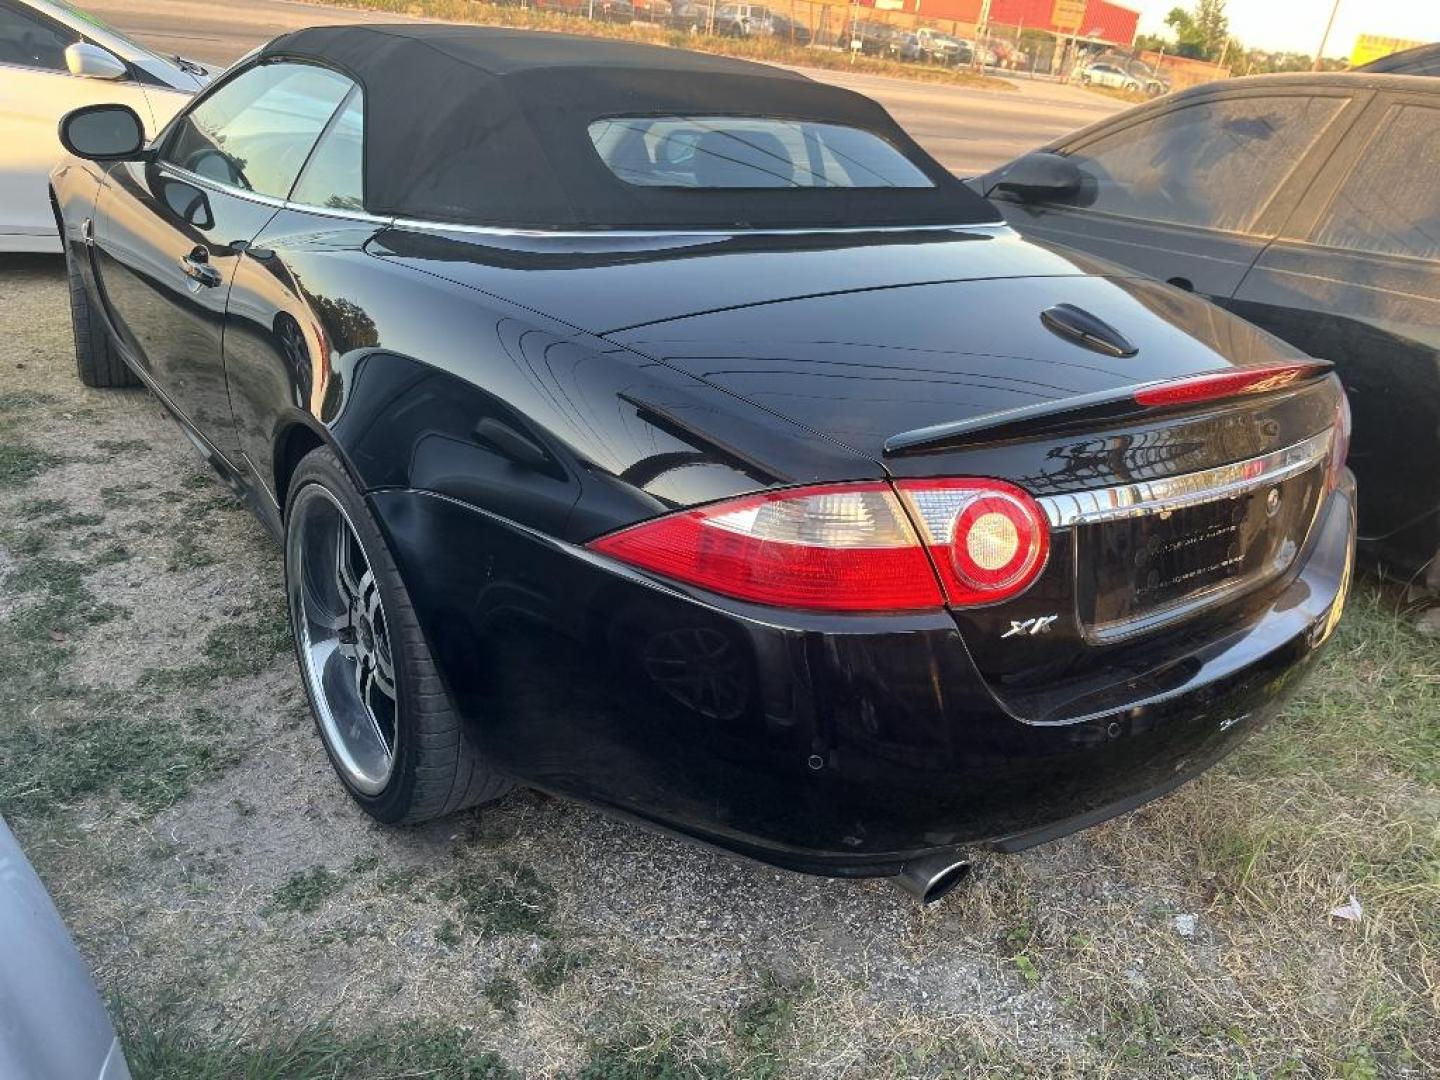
[159,162,288,209]
[1037,429,1333,529]
[163,164,395,224]
[284,200,394,224]
[140,193,998,237]
[385,217,1013,240]
[147,167,1011,239]
[1084,558,1288,645]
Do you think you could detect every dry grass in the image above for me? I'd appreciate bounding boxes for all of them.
[0,250,1436,1077]
[299,0,1017,91]
[1076,83,1152,106]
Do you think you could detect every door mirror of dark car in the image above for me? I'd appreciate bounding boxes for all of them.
[59,104,148,162]
[64,42,128,81]
[980,151,1083,204]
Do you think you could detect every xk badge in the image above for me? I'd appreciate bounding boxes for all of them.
[1001,615,1059,639]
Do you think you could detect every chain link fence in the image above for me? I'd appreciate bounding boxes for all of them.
[458,1,1229,93]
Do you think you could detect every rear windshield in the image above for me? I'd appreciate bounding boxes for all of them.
[588,116,937,189]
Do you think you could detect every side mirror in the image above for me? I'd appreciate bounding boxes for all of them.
[981,151,1083,203]
[65,42,128,80]
[58,104,147,162]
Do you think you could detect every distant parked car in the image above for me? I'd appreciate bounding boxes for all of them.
[1102,56,1170,96]
[1354,42,1440,76]
[1,814,131,1079]
[768,12,810,45]
[714,3,773,37]
[891,31,921,62]
[534,0,633,20]
[989,39,1022,69]
[630,0,673,23]
[913,27,970,66]
[849,20,904,58]
[1080,61,1141,91]
[669,1,710,32]
[1141,72,1171,97]
[960,39,999,66]
[976,71,1440,583]
[0,0,207,251]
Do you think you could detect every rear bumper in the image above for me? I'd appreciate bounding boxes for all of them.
[370,473,1354,878]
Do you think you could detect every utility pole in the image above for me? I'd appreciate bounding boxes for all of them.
[1313,0,1342,71]
[974,0,992,70]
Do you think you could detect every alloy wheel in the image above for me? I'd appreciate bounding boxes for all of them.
[287,484,399,794]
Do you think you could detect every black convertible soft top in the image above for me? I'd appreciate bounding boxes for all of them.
[258,24,1002,230]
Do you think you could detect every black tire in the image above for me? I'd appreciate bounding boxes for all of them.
[284,446,512,823]
[63,237,139,389]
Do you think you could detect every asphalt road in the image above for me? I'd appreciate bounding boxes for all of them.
[83,0,1123,174]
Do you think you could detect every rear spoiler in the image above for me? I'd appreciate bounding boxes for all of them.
[883,360,1333,457]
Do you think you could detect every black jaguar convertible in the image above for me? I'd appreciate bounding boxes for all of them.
[51,25,1355,902]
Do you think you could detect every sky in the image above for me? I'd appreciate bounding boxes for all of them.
[1131,0,1440,58]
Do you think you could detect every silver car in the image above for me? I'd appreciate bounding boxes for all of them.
[0,0,209,252]
[0,814,131,1078]
[1079,60,1141,91]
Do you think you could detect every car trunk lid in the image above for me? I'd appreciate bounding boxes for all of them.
[609,271,1340,721]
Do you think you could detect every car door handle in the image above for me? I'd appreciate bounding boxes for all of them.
[180,248,221,288]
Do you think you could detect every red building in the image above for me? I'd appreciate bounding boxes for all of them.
[885,0,1141,48]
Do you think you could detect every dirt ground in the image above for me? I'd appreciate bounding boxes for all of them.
[0,252,1436,1078]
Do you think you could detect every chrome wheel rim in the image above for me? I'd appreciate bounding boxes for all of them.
[287,485,398,794]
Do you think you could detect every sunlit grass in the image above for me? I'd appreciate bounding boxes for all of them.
[1077,582,1440,1075]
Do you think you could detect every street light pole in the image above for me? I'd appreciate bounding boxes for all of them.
[1313,0,1342,71]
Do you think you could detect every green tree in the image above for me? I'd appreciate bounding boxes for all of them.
[1193,0,1230,57]
[1164,6,1202,58]
[1164,0,1230,62]
[1242,49,1315,74]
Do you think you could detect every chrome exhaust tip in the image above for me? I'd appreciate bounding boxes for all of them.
[893,854,973,905]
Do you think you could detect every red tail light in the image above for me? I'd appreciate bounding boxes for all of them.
[588,483,944,612]
[895,479,1050,606]
[1133,362,1324,408]
[587,479,1050,613]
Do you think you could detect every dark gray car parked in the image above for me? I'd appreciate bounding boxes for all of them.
[1356,43,1440,77]
[975,73,1440,585]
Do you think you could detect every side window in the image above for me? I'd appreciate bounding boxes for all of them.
[290,89,363,211]
[1059,95,1347,233]
[0,1,78,72]
[163,61,353,198]
[1310,103,1440,261]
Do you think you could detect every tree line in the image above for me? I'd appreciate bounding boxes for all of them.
[1134,0,1347,74]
